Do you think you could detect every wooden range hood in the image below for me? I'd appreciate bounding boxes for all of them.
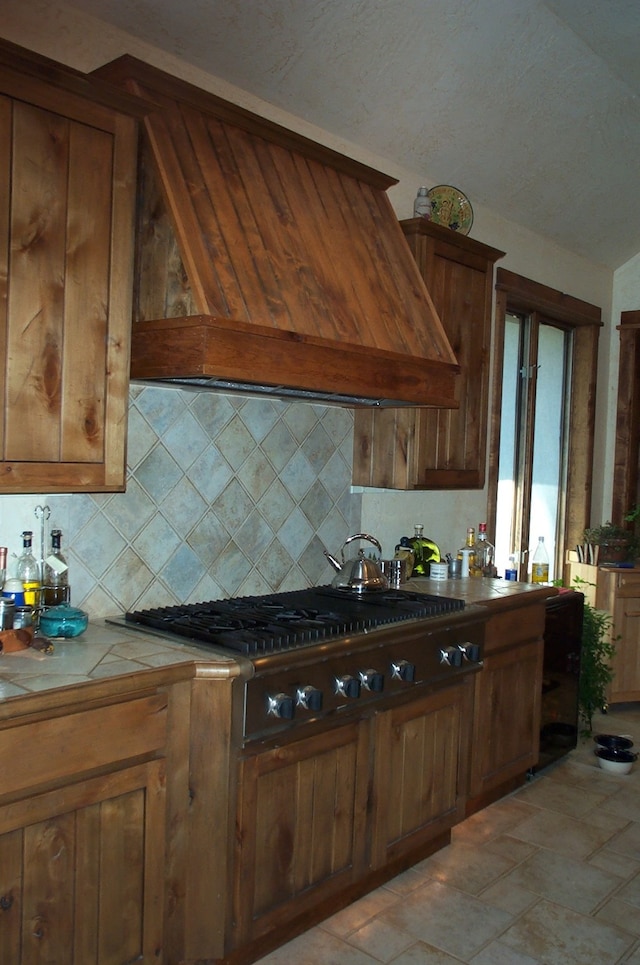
[94,56,459,407]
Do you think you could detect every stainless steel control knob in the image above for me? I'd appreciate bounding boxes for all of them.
[439,646,463,667]
[296,685,323,711]
[334,674,361,699]
[391,659,416,682]
[358,668,384,692]
[458,642,481,662]
[266,692,295,719]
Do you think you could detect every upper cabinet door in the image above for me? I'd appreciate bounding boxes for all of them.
[353,219,504,490]
[0,42,139,492]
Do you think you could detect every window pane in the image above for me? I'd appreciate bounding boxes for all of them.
[495,314,521,575]
[529,324,568,581]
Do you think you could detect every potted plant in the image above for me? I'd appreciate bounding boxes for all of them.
[572,577,616,736]
[581,519,639,565]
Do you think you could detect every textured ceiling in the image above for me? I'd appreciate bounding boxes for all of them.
[65,0,640,270]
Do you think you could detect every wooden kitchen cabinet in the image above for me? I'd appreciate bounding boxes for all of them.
[0,690,169,964]
[371,678,473,870]
[353,219,504,489]
[0,40,140,492]
[566,561,640,703]
[467,599,545,813]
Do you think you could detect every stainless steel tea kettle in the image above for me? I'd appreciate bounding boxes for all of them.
[323,533,389,592]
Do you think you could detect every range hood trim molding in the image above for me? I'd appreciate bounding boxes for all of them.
[129,315,460,408]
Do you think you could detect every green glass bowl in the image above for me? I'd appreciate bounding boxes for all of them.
[39,604,88,638]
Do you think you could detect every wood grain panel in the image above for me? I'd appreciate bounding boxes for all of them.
[0,828,22,961]
[0,694,167,799]
[96,56,461,407]
[7,101,68,461]
[0,95,10,461]
[61,119,111,463]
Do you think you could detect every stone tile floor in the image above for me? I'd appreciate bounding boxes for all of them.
[255,703,640,965]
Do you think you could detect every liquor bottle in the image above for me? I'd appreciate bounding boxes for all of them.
[409,524,440,576]
[457,527,476,566]
[531,536,550,584]
[0,546,6,590]
[43,529,70,605]
[16,531,41,607]
[471,522,495,577]
[413,186,432,220]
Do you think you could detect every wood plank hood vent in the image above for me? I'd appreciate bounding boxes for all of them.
[93,56,460,407]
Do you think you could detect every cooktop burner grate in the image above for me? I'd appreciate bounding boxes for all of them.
[125,586,465,656]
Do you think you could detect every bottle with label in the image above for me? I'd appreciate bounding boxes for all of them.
[413,186,432,220]
[505,555,518,581]
[43,529,70,605]
[17,531,41,607]
[457,527,476,572]
[470,523,495,577]
[409,524,440,576]
[531,536,550,584]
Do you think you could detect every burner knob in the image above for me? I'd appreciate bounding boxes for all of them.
[391,659,416,682]
[266,693,295,719]
[439,646,463,668]
[296,685,323,711]
[334,674,361,699]
[458,642,481,663]
[358,668,384,692]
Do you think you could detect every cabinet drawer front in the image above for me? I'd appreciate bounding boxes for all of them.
[616,572,640,596]
[484,604,545,652]
[0,694,167,798]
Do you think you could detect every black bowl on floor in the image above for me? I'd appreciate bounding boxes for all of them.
[593,733,634,752]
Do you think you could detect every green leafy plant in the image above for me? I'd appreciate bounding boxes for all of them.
[572,576,616,736]
[581,520,638,563]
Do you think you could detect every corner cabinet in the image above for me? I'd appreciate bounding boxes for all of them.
[0,41,139,492]
[353,219,504,489]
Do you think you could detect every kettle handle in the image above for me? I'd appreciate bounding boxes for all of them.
[341,533,382,562]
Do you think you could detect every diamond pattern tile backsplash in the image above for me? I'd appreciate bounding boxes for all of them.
[0,386,360,617]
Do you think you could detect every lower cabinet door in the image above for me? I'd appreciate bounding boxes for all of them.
[469,639,543,803]
[370,681,472,869]
[232,720,370,946]
[0,760,165,965]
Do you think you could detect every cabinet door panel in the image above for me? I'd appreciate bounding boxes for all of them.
[0,761,165,965]
[470,640,542,798]
[234,722,369,943]
[372,683,470,867]
[0,47,136,493]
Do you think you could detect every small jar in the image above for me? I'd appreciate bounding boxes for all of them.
[13,605,33,629]
[0,598,15,630]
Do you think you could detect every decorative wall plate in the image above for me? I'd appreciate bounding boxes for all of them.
[427,185,473,235]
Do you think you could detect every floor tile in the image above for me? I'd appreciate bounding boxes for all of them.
[497,846,621,913]
[498,898,635,964]
[380,880,513,960]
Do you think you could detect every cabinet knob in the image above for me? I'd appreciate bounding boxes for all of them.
[0,894,13,911]
[458,642,481,662]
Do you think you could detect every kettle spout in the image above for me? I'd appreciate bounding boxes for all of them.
[323,549,342,573]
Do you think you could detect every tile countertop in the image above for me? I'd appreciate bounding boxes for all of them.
[0,579,557,711]
[0,618,248,714]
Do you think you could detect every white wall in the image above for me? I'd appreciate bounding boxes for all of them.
[2,0,636,566]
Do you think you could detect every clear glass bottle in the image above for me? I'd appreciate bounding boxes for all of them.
[410,524,440,576]
[16,531,41,607]
[43,529,70,605]
[471,522,495,577]
[0,546,6,590]
[413,186,432,220]
[531,536,550,584]
[457,527,476,565]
